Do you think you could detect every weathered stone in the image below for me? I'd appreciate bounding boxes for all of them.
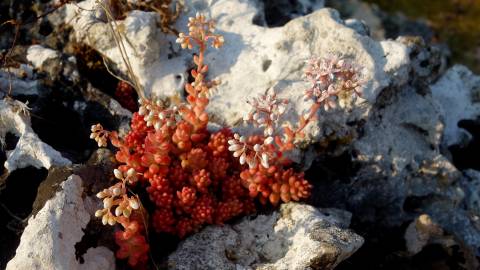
[0,99,71,173]
[431,65,480,146]
[6,175,115,270]
[168,203,363,270]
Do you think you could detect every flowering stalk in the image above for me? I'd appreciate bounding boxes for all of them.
[90,14,255,267]
[227,56,365,205]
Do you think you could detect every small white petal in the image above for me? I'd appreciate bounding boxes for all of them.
[247,159,257,169]
[261,158,269,168]
[228,144,242,151]
[253,144,261,152]
[264,136,274,145]
[262,153,268,162]
[266,127,274,136]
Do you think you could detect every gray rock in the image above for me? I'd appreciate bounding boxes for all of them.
[324,67,480,256]
[0,66,39,98]
[404,214,450,255]
[461,170,480,216]
[431,65,480,146]
[168,203,363,270]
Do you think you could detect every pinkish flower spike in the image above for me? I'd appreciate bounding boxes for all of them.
[244,92,289,137]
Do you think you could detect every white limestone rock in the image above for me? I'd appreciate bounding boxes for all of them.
[26,45,60,70]
[6,175,115,270]
[168,203,364,270]
[0,99,71,172]
[64,0,410,143]
[431,65,480,146]
[354,85,445,174]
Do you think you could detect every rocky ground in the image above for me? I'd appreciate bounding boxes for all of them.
[1,0,480,269]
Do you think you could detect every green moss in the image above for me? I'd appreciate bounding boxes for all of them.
[365,0,480,73]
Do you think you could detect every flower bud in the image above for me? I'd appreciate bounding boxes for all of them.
[115,206,123,216]
[95,209,104,217]
[228,144,242,151]
[127,168,136,177]
[129,199,140,210]
[113,169,123,180]
[102,215,108,225]
[103,197,113,209]
[96,191,105,199]
[108,216,116,226]
[123,208,131,218]
[239,153,246,165]
[112,187,121,196]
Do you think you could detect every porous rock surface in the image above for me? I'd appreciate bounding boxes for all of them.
[431,65,480,146]
[6,174,115,270]
[64,0,410,147]
[168,203,363,270]
[320,62,480,260]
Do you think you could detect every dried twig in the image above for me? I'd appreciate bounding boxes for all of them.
[95,0,145,99]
